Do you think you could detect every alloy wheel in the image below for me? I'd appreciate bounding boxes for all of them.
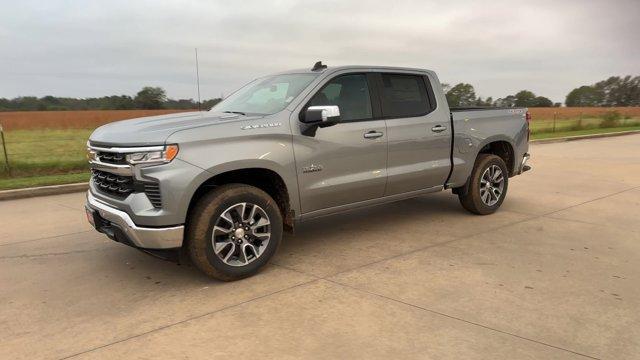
[479,165,505,206]
[211,202,271,267]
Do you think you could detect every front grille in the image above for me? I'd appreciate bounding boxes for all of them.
[144,183,162,208]
[92,169,162,207]
[92,169,135,198]
[98,151,127,165]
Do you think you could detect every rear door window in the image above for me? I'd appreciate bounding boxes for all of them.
[379,74,430,118]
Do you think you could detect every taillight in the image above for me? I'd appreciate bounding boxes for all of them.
[525,111,531,141]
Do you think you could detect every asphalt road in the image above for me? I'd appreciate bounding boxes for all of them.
[1,135,639,359]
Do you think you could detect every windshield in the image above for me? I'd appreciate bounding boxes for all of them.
[211,73,318,115]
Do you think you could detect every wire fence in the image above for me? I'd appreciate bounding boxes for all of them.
[0,124,10,175]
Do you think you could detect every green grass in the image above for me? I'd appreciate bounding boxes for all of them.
[531,125,640,140]
[0,172,90,190]
[0,129,92,178]
[529,117,640,134]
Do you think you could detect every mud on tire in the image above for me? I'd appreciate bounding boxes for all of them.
[186,184,283,281]
[458,154,509,215]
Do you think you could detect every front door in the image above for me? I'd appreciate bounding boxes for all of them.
[292,73,387,214]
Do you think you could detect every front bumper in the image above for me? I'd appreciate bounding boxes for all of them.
[85,191,183,249]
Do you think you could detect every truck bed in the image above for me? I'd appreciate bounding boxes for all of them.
[446,106,529,188]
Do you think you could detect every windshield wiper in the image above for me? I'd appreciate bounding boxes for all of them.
[222,111,246,116]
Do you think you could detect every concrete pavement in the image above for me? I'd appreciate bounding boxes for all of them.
[1,134,639,359]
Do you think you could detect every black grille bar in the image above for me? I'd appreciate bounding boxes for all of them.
[98,152,128,165]
[91,169,162,208]
[144,183,162,208]
[92,169,135,198]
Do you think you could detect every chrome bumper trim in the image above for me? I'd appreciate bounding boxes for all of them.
[87,142,165,153]
[88,159,133,176]
[86,191,183,249]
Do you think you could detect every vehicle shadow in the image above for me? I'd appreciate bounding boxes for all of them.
[271,192,475,277]
[283,192,462,243]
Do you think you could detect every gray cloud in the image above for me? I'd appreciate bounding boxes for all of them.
[1,0,638,103]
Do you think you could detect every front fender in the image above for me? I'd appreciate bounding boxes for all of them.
[172,135,300,217]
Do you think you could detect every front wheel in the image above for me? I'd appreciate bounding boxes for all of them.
[187,184,283,281]
[458,154,509,215]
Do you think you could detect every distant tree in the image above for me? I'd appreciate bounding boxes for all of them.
[565,85,604,107]
[12,96,41,111]
[565,75,640,107]
[446,83,476,107]
[594,76,640,106]
[532,96,553,107]
[134,87,167,109]
[514,90,537,107]
[164,98,197,110]
[493,95,516,107]
[101,95,135,110]
[0,98,10,111]
[202,98,223,110]
[473,96,494,107]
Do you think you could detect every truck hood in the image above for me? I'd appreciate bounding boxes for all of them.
[89,111,263,146]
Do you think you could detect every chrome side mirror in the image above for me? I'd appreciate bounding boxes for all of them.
[302,105,340,125]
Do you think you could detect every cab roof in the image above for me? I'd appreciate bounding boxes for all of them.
[274,64,433,75]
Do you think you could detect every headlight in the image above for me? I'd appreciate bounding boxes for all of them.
[126,144,179,165]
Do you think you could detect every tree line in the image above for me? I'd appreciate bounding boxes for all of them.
[445,74,638,108]
[443,83,556,108]
[0,87,222,112]
[565,76,640,107]
[1,75,638,111]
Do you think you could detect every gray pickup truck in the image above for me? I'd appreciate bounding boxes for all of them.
[85,62,531,280]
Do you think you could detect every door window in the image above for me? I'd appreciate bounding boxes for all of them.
[380,74,430,118]
[308,74,373,122]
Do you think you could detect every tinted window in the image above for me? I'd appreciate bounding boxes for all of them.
[380,74,430,118]
[308,74,372,121]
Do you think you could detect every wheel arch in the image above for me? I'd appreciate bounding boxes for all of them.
[477,139,516,176]
[453,138,515,196]
[186,165,295,238]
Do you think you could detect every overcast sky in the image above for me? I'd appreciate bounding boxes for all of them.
[1,0,638,103]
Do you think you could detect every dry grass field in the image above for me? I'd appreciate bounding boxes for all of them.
[0,109,194,131]
[1,107,639,131]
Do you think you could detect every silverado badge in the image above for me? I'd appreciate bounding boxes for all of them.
[302,164,323,173]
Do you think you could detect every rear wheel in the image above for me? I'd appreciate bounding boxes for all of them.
[458,154,509,215]
[187,184,283,281]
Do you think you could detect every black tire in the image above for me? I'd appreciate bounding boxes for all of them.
[458,154,509,215]
[186,184,283,281]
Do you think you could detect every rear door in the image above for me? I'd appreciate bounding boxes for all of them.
[377,72,452,195]
[292,72,388,213]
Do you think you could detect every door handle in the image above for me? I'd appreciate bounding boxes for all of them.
[364,131,384,139]
[431,125,447,133]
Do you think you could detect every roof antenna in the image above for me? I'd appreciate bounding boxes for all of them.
[195,48,202,111]
[311,61,327,71]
